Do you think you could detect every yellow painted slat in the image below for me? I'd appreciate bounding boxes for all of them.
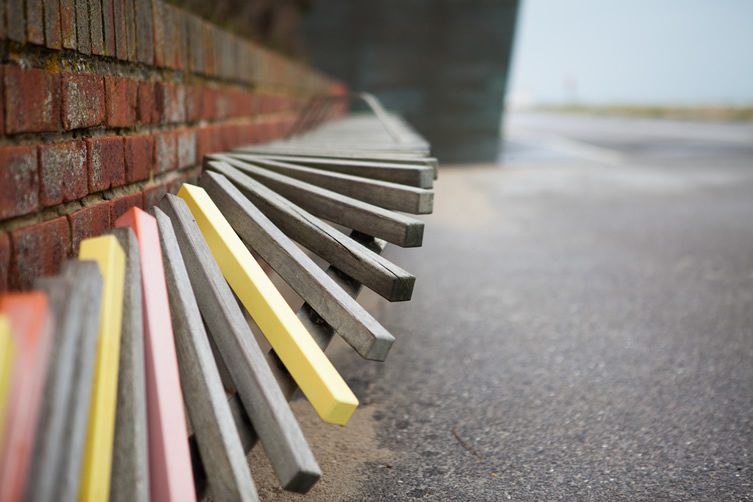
[78,235,126,502]
[178,183,358,425]
[0,315,13,449]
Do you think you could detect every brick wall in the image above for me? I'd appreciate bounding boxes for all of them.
[0,0,345,291]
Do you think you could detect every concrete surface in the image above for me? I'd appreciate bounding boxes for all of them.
[250,112,753,500]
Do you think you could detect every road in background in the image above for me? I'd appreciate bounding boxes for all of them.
[252,112,753,501]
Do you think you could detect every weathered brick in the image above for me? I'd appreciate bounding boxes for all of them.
[4,66,61,134]
[169,4,187,70]
[86,136,125,192]
[61,0,77,49]
[215,89,232,119]
[75,0,91,54]
[124,134,153,182]
[124,0,136,61]
[43,0,62,48]
[62,73,106,130]
[200,87,217,120]
[152,0,167,67]
[0,67,4,136]
[187,14,204,73]
[154,132,177,173]
[0,233,10,292]
[196,126,214,160]
[102,0,115,56]
[184,84,203,122]
[39,140,88,207]
[105,75,137,127]
[109,191,143,222]
[176,129,197,169]
[134,0,154,64]
[113,0,127,59]
[10,217,71,290]
[0,146,39,220]
[142,183,167,210]
[7,0,27,42]
[26,0,45,44]
[89,0,104,55]
[155,81,186,124]
[68,201,110,254]
[137,80,159,124]
[201,19,215,75]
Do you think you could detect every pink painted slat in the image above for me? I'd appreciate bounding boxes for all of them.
[0,293,54,502]
[115,207,196,502]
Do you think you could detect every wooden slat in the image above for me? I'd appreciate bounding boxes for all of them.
[225,154,434,214]
[158,194,320,493]
[78,235,126,501]
[206,160,414,301]
[26,276,80,502]
[209,155,424,248]
[178,183,359,425]
[115,208,196,502]
[154,207,259,502]
[0,293,54,502]
[57,261,103,502]
[219,152,433,188]
[110,228,149,502]
[0,315,12,449]
[200,170,395,361]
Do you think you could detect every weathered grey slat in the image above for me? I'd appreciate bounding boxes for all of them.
[158,194,320,494]
[199,170,395,361]
[57,261,103,502]
[225,155,433,214]
[215,152,433,188]
[206,160,414,301]
[208,155,424,248]
[109,228,149,502]
[234,145,436,165]
[227,232,387,448]
[153,207,258,502]
[26,276,75,502]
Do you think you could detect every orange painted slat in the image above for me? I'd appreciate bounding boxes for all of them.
[115,207,196,502]
[0,293,54,502]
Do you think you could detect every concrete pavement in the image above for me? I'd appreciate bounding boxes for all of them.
[250,112,753,501]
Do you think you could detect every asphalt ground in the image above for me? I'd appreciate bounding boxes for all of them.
[249,112,753,501]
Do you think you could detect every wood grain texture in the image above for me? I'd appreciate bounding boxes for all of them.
[206,160,415,301]
[0,293,54,502]
[224,151,434,188]
[78,235,126,502]
[178,183,359,425]
[0,316,13,464]
[57,261,103,502]
[158,193,321,493]
[110,228,150,502]
[154,207,259,502]
[200,170,395,361]
[208,154,425,247]
[115,208,196,502]
[225,154,434,214]
[26,276,81,502]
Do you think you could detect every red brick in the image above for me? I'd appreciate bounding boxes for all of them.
[0,67,4,136]
[109,191,143,223]
[60,0,76,49]
[137,81,159,124]
[102,0,115,56]
[89,0,104,55]
[154,132,177,173]
[105,75,138,127]
[134,0,154,64]
[201,87,217,120]
[184,84,203,122]
[155,81,186,124]
[6,0,26,42]
[43,0,62,49]
[176,129,197,169]
[86,136,125,192]
[62,73,106,130]
[196,126,215,160]
[124,134,153,182]
[0,145,39,219]
[112,0,127,60]
[27,0,45,45]
[75,0,91,54]
[9,217,71,290]
[39,140,88,207]
[0,233,10,292]
[142,183,167,210]
[68,201,110,255]
[4,66,62,134]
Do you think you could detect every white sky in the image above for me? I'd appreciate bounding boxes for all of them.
[507,0,753,106]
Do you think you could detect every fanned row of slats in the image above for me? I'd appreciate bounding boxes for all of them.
[0,109,436,502]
